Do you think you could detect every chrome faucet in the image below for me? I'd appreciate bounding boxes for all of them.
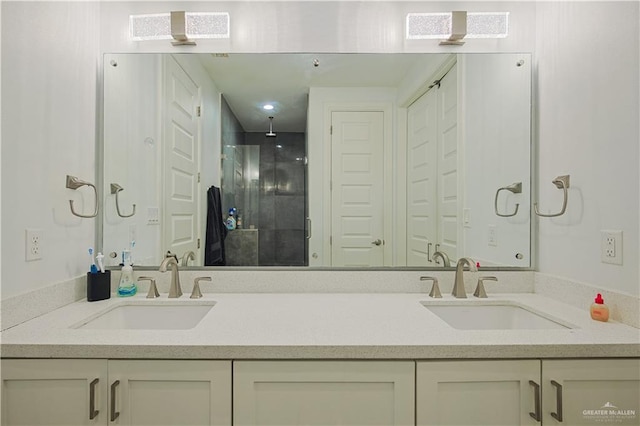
[181,251,196,267]
[159,256,182,298]
[452,257,477,298]
[432,250,451,267]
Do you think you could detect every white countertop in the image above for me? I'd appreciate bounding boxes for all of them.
[1,292,638,359]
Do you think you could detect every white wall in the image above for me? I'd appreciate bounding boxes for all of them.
[535,1,639,297]
[103,53,161,266]
[3,1,637,300]
[99,1,535,54]
[463,53,532,267]
[1,2,101,298]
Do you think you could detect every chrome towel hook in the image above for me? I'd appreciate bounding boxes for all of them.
[66,175,98,218]
[494,182,522,217]
[110,183,136,218]
[534,175,570,218]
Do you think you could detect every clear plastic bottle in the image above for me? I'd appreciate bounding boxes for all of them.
[225,208,237,230]
[117,251,137,297]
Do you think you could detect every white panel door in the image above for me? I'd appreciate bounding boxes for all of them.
[406,64,459,265]
[436,64,459,261]
[331,111,385,266]
[1,359,108,426]
[163,55,201,261]
[417,360,541,426]
[234,361,415,426]
[542,359,640,425]
[108,360,232,426]
[407,88,438,266]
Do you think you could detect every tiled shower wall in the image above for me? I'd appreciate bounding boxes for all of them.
[221,96,307,266]
[245,132,307,266]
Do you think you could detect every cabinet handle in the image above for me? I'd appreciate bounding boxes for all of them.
[89,378,99,420]
[110,380,120,421]
[528,380,541,422]
[427,242,432,262]
[550,380,563,422]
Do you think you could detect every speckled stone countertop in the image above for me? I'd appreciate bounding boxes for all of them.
[1,293,638,359]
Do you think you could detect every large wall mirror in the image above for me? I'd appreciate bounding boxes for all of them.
[101,52,531,269]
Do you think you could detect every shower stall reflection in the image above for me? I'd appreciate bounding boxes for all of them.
[221,129,308,266]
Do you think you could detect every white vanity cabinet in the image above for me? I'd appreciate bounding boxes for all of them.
[233,361,415,426]
[416,360,541,425]
[3,358,638,425]
[417,359,640,426]
[107,360,231,426]
[1,359,108,425]
[541,359,640,425]
[1,359,232,426]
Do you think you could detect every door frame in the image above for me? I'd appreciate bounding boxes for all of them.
[322,102,394,266]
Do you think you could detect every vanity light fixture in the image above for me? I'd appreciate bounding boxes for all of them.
[130,11,230,45]
[406,11,509,44]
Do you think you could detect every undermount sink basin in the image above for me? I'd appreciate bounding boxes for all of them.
[74,302,216,330]
[422,302,571,330]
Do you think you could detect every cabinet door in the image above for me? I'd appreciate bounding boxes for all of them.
[108,360,231,426]
[234,361,414,426]
[417,360,541,425]
[1,359,108,425]
[542,359,640,425]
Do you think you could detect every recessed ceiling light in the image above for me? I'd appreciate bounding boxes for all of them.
[263,104,274,111]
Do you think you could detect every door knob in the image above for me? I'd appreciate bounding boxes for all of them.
[371,239,382,246]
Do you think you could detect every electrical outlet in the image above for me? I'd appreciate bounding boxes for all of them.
[488,225,498,247]
[25,229,43,261]
[601,230,623,265]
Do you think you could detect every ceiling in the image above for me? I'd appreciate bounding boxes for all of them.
[193,53,435,133]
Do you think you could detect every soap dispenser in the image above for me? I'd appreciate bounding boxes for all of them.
[117,251,137,297]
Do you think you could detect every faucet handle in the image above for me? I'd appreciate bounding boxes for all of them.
[138,276,159,299]
[420,276,442,298]
[191,276,211,299]
[474,276,498,298]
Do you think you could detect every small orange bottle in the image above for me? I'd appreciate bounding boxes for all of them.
[590,293,609,322]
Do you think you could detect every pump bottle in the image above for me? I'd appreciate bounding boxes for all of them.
[117,250,137,297]
[590,293,609,322]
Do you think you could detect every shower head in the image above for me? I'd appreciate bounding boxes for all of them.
[266,116,277,137]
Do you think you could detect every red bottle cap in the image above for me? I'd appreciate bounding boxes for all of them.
[594,293,604,304]
[476,262,481,268]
